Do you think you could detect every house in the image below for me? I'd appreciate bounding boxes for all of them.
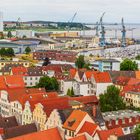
[46,108,73,130]
[63,110,95,139]
[102,110,140,135]
[7,127,64,140]
[94,127,124,140]
[91,59,120,72]
[0,59,30,70]
[23,67,43,87]
[91,72,112,96]
[0,116,37,140]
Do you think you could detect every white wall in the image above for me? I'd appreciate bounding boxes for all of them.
[112,62,120,71]
[96,83,112,96]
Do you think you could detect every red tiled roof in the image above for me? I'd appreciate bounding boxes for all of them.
[78,121,98,136]
[11,66,28,76]
[0,75,25,89]
[42,65,62,74]
[106,116,140,129]
[115,76,130,86]
[69,95,98,105]
[7,127,63,140]
[63,110,87,131]
[70,68,77,79]
[127,78,140,85]
[69,135,87,140]
[85,71,95,79]
[93,72,112,83]
[97,127,124,140]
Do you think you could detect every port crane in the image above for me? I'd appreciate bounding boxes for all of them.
[67,12,77,32]
[99,12,106,47]
[121,18,126,47]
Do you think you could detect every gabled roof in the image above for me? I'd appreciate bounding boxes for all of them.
[63,110,87,131]
[78,121,98,136]
[0,75,25,89]
[97,127,124,140]
[70,68,77,79]
[11,66,28,76]
[127,78,140,85]
[7,127,63,140]
[115,76,130,86]
[93,72,112,83]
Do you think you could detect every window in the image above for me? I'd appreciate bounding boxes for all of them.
[30,82,32,85]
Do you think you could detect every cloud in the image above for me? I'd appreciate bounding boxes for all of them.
[0,0,140,23]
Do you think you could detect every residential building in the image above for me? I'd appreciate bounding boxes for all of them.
[91,59,120,72]
[94,127,124,140]
[63,110,95,139]
[33,50,77,62]
[0,59,30,70]
[102,110,140,135]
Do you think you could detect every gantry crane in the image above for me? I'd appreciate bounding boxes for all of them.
[67,12,77,32]
[121,18,126,47]
[99,12,106,47]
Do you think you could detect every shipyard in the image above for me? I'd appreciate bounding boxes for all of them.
[0,0,140,140]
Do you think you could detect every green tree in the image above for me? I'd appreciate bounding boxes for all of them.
[25,47,31,54]
[75,55,86,69]
[136,55,140,60]
[99,85,126,112]
[7,48,15,57]
[71,87,75,96]
[7,31,12,38]
[134,125,140,140]
[67,87,75,97]
[0,48,6,56]
[120,58,138,71]
[37,76,59,91]
[67,89,71,96]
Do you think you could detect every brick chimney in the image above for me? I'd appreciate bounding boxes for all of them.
[0,128,4,135]
[93,105,96,117]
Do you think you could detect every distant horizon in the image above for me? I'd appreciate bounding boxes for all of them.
[1,0,140,23]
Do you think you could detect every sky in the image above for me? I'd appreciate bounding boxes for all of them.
[0,0,140,23]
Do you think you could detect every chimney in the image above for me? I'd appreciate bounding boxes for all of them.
[0,128,4,135]
[93,105,96,117]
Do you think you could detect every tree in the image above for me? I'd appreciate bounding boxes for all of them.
[7,31,12,38]
[25,47,31,54]
[75,55,86,69]
[7,48,15,57]
[37,76,59,91]
[67,87,75,97]
[136,55,140,60]
[42,57,50,66]
[0,48,6,56]
[120,58,138,71]
[99,85,126,112]
[67,89,71,96]
[134,125,140,140]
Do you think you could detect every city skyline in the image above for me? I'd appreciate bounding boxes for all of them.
[1,0,140,23]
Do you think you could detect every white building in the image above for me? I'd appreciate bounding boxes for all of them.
[0,12,3,32]
[16,30,34,38]
[91,59,120,72]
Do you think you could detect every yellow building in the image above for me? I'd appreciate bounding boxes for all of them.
[0,59,30,70]
[125,91,140,108]
[33,103,47,131]
[50,32,78,38]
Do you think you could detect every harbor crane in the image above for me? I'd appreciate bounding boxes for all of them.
[121,18,126,47]
[99,12,106,47]
[67,12,77,32]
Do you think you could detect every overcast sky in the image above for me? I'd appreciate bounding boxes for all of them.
[0,0,140,23]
